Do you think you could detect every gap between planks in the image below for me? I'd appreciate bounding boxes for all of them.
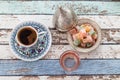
[0,15,119,59]
[0,15,120,44]
[0,29,120,59]
[0,1,119,80]
[0,29,120,45]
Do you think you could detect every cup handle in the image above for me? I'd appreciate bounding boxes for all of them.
[38,31,47,40]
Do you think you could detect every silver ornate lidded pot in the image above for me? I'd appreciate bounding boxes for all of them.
[53,6,78,32]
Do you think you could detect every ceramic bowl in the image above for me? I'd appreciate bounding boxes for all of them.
[9,21,52,61]
[67,18,101,53]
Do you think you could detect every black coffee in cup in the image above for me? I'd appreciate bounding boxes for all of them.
[17,27,37,45]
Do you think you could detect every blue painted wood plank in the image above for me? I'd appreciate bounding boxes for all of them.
[0,1,119,15]
[0,59,120,76]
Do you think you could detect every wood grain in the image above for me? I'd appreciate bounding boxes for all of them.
[0,1,119,15]
[0,59,120,75]
[0,15,119,29]
[0,1,119,78]
[1,75,120,80]
[1,44,120,59]
[1,29,120,45]
[0,15,120,44]
[0,15,119,59]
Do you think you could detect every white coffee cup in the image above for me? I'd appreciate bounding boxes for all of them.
[16,26,46,48]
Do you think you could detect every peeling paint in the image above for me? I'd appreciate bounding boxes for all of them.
[109,30,120,43]
[100,10,108,15]
[47,76,65,80]
[19,76,40,80]
[8,68,31,74]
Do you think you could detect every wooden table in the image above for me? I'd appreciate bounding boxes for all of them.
[0,1,120,80]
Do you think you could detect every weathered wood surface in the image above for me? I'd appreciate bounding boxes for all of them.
[0,0,119,79]
[0,1,119,15]
[1,75,120,80]
[0,15,120,59]
[0,15,119,29]
[0,59,120,75]
[0,15,119,59]
[0,15,120,44]
[1,30,120,59]
[1,29,120,45]
[1,45,120,59]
